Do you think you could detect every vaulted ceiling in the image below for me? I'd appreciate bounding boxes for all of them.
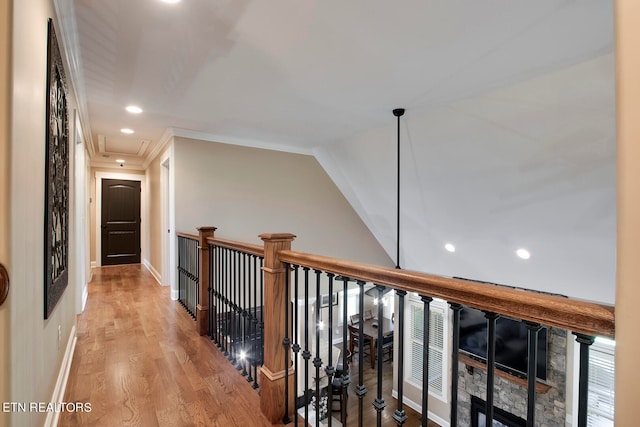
[56,0,616,303]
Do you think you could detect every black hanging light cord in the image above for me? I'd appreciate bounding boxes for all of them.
[393,108,405,270]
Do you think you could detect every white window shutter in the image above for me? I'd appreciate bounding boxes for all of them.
[586,338,615,427]
[406,297,447,399]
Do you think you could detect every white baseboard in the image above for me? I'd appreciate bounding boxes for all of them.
[142,258,162,285]
[45,325,77,427]
[391,389,449,427]
[81,285,88,312]
[90,261,97,268]
[171,289,179,300]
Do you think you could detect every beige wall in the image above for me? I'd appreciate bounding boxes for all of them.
[614,1,640,423]
[89,167,145,264]
[0,0,11,424]
[174,137,393,265]
[6,0,80,425]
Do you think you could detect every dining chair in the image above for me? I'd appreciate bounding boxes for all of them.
[331,350,350,424]
[348,325,371,363]
[363,309,374,320]
[382,333,394,362]
[349,313,360,325]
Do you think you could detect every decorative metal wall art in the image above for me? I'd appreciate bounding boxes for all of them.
[44,18,69,319]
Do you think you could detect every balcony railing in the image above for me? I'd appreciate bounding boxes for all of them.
[176,232,199,318]
[177,227,615,427]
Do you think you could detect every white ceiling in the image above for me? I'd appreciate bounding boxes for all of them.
[59,0,612,167]
[57,0,616,303]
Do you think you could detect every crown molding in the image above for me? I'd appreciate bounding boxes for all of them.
[142,128,175,169]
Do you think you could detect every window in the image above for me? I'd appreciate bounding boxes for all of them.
[406,296,447,399]
[338,287,361,326]
[587,337,615,427]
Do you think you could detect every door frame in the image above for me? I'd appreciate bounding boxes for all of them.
[160,148,176,299]
[95,171,146,267]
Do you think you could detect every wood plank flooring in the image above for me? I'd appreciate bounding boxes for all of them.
[61,265,439,426]
[61,265,281,427]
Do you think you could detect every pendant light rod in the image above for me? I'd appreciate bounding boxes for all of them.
[393,108,405,270]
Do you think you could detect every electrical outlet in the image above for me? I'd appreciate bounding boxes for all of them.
[58,325,61,349]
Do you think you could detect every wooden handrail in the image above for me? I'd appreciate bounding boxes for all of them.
[176,231,199,241]
[278,249,615,339]
[206,237,265,258]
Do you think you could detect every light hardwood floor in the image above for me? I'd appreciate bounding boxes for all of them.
[61,265,438,426]
[61,265,281,427]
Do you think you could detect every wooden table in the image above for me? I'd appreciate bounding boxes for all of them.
[350,317,394,369]
[309,338,342,389]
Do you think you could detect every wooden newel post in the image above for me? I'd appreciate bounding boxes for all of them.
[196,226,216,336]
[259,233,296,424]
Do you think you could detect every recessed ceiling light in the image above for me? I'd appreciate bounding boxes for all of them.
[516,248,531,260]
[161,0,181,3]
[125,105,142,114]
[115,159,125,163]
[120,128,134,134]
[444,243,456,253]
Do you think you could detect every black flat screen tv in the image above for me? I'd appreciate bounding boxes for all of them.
[459,306,548,381]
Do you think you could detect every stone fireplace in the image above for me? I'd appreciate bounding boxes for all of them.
[457,327,567,426]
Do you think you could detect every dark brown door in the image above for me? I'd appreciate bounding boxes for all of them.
[101,179,141,265]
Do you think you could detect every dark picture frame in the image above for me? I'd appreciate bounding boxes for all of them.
[43,18,69,319]
[320,293,338,308]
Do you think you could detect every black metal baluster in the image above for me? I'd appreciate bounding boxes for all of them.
[355,280,367,427]
[421,296,433,427]
[189,238,192,310]
[218,246,224,347]
[338,275,351,425]
[186,239,189,313]
[574,333,595,427]
[252,255,259,389]
[241,253,248,377]
[525,322,541,427]
[178,237,182,306]
[393,290,407,426]
[195,239,199,315]
[230,249,236,362]
[292,265,300,426]
[209,244,215,341]
[374,285,387,427]
[313,269,322,427]
[232,250,238,367]
[215,245,222,347]
[223,248,230,357]
[283,262,291,424]
[449,303,462,427]
[326,273,335,426]
[246,254,254,384]
[484,312,500,425]
[302,267,311,423]
[235,251,242,371]
[258,256,264,389]
[186,238,190,313]
[211,245,216,342]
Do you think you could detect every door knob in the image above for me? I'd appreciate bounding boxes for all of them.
[0,263,9,306]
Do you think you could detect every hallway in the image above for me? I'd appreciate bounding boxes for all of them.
[60,265,279,427]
